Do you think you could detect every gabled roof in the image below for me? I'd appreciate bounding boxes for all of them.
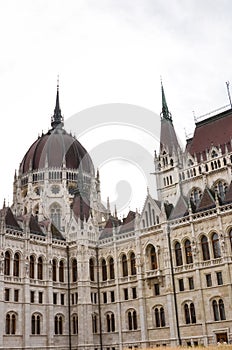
[196,187,216,212]
[1,207,22,230]
[99,216,121,239]
[51,223,65,240]
[29,215,45,236]
[119,211,136,233]
[169,195,189,220]
[186,108,232,161]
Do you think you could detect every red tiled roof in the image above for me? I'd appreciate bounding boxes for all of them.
[186,109,232,161]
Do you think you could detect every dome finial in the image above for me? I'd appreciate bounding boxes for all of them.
[51,76,64,129]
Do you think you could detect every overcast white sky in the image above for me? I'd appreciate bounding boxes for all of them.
[1,0,232,214]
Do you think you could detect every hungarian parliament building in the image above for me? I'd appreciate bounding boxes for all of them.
[1,83,232,350]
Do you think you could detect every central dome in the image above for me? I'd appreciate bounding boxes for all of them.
[19,86,94,176]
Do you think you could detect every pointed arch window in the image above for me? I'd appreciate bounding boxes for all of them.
[31,314,41,334]
[4,251,11,275]
[37,256,43,280]
[212,233,221,258]
[184,303,196,324]
[201,235,210,261]
[175,242,183,266]
[72,314,78,334]
[13,252,20,277]
[102,258,107,281]
[72,259,77,282]
[109,257,115,279]
[122,254,128,277]
[5,313,16,334]
[130,252,136,275]
[150,246,158,270]
[128,310,137,330]
[155,308,160,327]
[59,260,64,282]
[92,314,98,333]
[50,203,61,229]
[89,258,95,281]
[106,313,115,332]
[229,229,232,251]
[154,306,165,327]
[30,255,35,279]
[54,315,63,335]
[212,299,226,321]
[52,259,57,282]
[185,240,193,264]
[219,299,226,320]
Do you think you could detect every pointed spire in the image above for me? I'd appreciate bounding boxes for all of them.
[114,205,118,219]
[107,196,110,213]
[51,76,64,129]
[160,80,172,121]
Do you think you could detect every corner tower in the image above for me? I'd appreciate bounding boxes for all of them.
[154,82,183,205]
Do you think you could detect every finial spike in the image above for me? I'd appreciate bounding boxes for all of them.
[51,77,64,129]
[160,81,172,121]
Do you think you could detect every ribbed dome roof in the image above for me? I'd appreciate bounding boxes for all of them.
[19,85,94,175]
[20,127,94,174]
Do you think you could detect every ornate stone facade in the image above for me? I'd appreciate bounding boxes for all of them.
[1,84,232,349]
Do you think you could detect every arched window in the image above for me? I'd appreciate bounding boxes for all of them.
[89,258,95,281]
[31,314,41,334]
[219,299,226,320]
[122,254,128,277]
[72,314,78,334]
[185,240,193,264]
[130,252,136,275]
[201,236,210,261]
[5,313,16,334]
[190,188,202,206]
[59,260,64,282]
[150,246,158,270]
[184,304,190,324]
[30,255,35,279]
[54,315,63,335]
[13,252,20,277]
[92,314,98,333]
[214,180,227,201]
[213,300,219,321]
[230,229,232,251]
[102,259,107,281]
[175,242,183,266]
[4,251,11,275]
[50,203,61,229]
[190,303,196,323]
[128,310,137,330]
[109,257,115,279]
[160,307,165,327]
[72,259,77,282]
[154,307,165,327]
[37,257,43,280]
[52,259,57,281]
[106,313,115,332]
[5,314,10,334]
[155,308,160,327]
[212,233,221,258]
